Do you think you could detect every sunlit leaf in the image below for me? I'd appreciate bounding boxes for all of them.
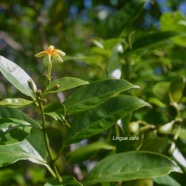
[0,128,48,167]
[0,118,31,145]
[0,107,41,129]
[0,98,33,108]
[85,151,181,185]
[0,56,37,98]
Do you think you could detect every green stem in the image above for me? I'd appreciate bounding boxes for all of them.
[39,104,63,182]
[45,164,57,179]
[47,55,52,85]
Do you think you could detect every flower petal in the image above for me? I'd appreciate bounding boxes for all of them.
[53,54,64,62]
[57,50,66,56]
[35,51,47,58]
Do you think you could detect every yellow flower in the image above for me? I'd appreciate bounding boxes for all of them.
[35,45,66,62]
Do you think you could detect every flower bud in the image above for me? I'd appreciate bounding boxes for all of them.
[47,84,60,92]
[128,122,139,134]
[36,89,42,100]
[157,121,174,136]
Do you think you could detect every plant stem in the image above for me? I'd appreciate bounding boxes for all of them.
[39,104,63,182]
[47,55,52,85]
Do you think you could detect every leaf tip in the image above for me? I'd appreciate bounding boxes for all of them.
[134,85,140,89]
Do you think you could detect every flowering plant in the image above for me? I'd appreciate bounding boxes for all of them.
[0,45,181,185]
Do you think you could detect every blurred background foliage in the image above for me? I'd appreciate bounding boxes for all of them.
[0,0,186,185]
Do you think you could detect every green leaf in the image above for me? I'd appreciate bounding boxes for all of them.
[85,151,180,185]
[45,77,88,94]
[169,76,185,103]
[152,82,170,100]
[65,95,149,144]
[44,103,69,126]
[44,176,83,186]
[160,11,186,46]
[67,142,115,163]
[64,79,139,114]
[179,128,186,140]
[0,127,48,167]
[148,97,166,108]
[140,134,170,154]
[0,98,33,108]
[122,179,153,186]
[106,0,146,37]
[153,175,181,186]
[102,39,121,50]
[0,56,37,98]
[0,107,41,129]
[26,128,48,160]
[125,31,181,55]
[0,118,31,145]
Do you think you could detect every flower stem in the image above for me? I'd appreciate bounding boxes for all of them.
[47,55,52,85]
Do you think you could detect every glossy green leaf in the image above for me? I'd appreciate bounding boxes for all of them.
[64,79,139,114]
[0,118,31,145]
[85,151,180,185]
[45,77,88,94]
[0,127,48,167]
[161,11,186,46]
[0,98,33,108]
[67,142,115,163]
[0,56,37,98]
[66,95,149,144]
[169,76,185,103]
[125,31,181,55]
[0,107,41,129]
[0,143,38,166]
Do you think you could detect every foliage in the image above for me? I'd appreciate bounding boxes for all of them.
[0,0,186,185]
